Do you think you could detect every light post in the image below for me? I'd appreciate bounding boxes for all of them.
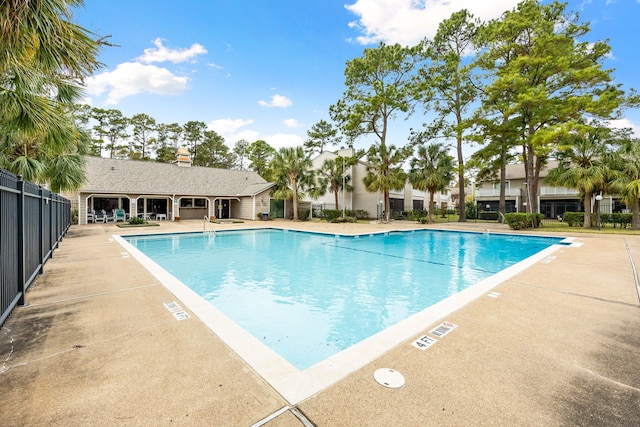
[596,194,603,230]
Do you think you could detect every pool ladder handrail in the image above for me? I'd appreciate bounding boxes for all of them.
[203,215,216,233]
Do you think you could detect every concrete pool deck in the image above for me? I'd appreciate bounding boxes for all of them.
[1,219,639,426]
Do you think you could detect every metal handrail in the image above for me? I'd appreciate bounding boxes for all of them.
[203,215,216,233]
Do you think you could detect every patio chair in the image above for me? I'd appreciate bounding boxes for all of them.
[87,210,95,223]
[105,210,116,223]
[115,209,126,222]
[94,210,105,223]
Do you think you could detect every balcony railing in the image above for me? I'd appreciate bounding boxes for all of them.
[539,186,579,196]
[475,186,579,197]
[475,188,521,197]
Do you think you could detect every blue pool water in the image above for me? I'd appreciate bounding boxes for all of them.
[124,229,564,370]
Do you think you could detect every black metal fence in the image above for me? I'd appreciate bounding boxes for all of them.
[0,168,71,326]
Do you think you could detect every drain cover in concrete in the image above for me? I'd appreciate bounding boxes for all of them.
[374,368,405,388]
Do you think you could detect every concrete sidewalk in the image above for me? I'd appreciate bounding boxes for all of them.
[1,220,639,426]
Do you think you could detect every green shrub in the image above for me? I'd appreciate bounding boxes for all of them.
[609,213,632,228]
[322,209,342,222]
[465,201,477,219]
[504,213,544,230]
[562,212,584,227]
[596,212,631,228]
[617,213,632,228]
[354,209,369,220]
[320,209,369,222]
[128,216,146,225]
[391,210,404,220]
[298,208,310,221]
[404,209,417,220]
[405,209,428,221]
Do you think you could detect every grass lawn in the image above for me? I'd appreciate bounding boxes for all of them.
[419,214,640,235]
[536,221,640,235]
[309,215,640,235]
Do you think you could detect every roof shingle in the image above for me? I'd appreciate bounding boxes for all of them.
[81,156,273,196]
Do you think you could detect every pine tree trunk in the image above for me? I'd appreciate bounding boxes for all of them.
[499,156,506,223]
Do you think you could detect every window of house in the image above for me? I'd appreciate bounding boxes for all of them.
[93,197,118,211]
[180,198,206,208]
[493,181,511,191]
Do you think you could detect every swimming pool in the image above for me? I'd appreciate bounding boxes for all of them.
[121,228,566,371]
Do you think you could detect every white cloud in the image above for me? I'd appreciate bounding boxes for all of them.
[578,0,593,10]
[258,94,293,108]
[205,118,304,149]
[84,62,189,104]
[345,0,521,46]
[207,118,254,134]
[205,119,258,146]
[283,118,300,128]
[263,133,305,150]
[610,118,640,136]
[231,129,261,144]
[210,125,304,150]
[138,38,207,64]
[78,96,93,106]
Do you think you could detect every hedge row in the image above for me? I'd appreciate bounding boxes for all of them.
[322,209,369,222]
[562,212,632,228]
[503,213,544,230]
[397,209,457,221]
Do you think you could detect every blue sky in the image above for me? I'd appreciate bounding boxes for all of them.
[75,0,640,155]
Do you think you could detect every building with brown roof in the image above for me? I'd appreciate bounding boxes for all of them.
[66,150,275,224]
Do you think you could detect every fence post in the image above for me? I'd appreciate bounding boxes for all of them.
[39,186,45,274]
[17,175,26,306]
[50,191,54,253]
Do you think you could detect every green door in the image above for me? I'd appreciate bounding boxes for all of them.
[269,199,284,218]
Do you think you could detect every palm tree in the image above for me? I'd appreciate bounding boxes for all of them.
[317,156,354,211]
[545,127,614,229]
[409,143,455,223]
[270,146,316,221]
[614,138,640,229]
[363,143,408,222]
[0,0,104,189]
